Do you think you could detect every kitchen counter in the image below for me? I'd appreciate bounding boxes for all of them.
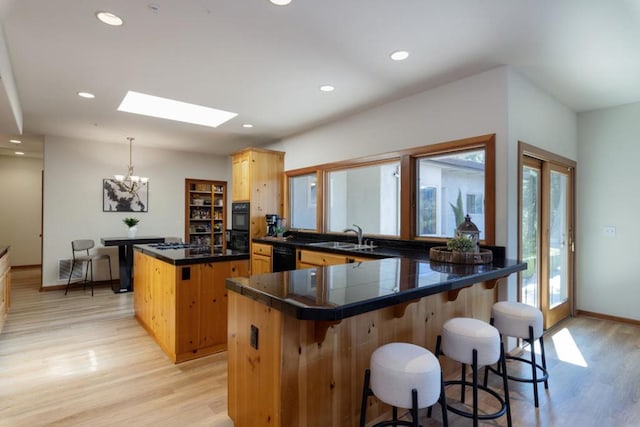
[252,233,506,261]
[227,256,524,321]
[227,247,525,426]
[133,243,249,265]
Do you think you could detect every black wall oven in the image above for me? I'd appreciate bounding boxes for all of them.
[230,202,250,252]
[231,202,250,231]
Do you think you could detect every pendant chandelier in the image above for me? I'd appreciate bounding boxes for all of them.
[114,137,148,189]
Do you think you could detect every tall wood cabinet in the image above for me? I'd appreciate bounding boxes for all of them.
[185,179,227,248]
[231,148,285,241]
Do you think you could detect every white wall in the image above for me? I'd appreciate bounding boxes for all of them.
[0,155,42,266]
[269,66,510,240]
[505,70,578,300]
[42,136,231,287]
[577,102,640,321]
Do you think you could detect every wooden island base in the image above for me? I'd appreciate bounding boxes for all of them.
[133,250,249,363]
[228,280,498,427]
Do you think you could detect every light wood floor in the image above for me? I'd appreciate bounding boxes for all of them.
[1,267,639,426]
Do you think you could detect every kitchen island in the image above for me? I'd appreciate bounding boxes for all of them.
[133,243,249,363]
[226,256,526,426]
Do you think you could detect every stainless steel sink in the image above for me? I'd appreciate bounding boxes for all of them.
[308,241,357,249]
[308,241,375,250]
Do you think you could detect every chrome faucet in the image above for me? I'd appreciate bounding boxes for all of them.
[343,224,363,245]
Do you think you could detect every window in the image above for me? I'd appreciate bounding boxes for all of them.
[327,161,400,236]
[466,194,483,214]
[289,173,317,230]
[416,149,486,239]
[418,187,437,235]
[285,134,495,243]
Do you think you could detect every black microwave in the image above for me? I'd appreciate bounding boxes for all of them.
[231,202,249,231]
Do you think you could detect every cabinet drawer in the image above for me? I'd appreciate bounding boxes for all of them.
[298,250,347,266]
[252,243,273,257]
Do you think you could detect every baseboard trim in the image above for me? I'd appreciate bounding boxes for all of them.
[10,264,42,270]
[40,280,118,292]
[576,310,640,327]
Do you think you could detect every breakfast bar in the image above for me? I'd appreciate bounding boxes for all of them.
[226,256,526,426]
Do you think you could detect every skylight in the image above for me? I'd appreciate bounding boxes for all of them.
[117,91,238,128]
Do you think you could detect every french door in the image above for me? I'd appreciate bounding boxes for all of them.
[519,143,575,329]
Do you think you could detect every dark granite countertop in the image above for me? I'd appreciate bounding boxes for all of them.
[134,243,249,266]
[226,257,526,321]
[253,232,506,261]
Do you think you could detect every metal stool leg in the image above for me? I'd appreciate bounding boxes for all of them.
[540,334,549,389]
[359,369,371,427]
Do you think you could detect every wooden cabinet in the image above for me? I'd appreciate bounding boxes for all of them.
[133,250,249,363]
[0,248,10,335]
[251,242,273,274]
[231,148,285,272]
[231,151,250,202]
[297,249,348,269]
[185,179,226,248]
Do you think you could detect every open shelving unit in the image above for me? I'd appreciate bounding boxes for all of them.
[185,179,226,248]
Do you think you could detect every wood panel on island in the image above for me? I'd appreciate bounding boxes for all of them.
[133,249,249,363]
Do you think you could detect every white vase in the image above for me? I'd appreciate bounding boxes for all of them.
[127,226,137,238]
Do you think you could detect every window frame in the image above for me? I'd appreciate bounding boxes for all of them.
[284,134,495,244]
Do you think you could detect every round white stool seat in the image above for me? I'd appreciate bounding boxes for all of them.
[370,342,441,409]
[492,301,543,339]
[442,317,500,366]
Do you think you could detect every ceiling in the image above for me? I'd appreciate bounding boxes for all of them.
[1,0,639,159]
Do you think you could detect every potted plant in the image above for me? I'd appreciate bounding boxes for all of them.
[446,236,475,253]
[123,217,140,238]
[274,226,286,238]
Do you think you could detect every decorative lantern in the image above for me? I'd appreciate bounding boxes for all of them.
[456,214,480,252]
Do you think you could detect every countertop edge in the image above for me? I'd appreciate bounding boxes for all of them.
[134,245,250,265]
[226,261,526,321]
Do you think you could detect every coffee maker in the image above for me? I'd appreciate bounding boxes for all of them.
[265,214,279,236]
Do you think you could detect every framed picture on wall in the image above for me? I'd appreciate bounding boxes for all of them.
[103,179,149,212]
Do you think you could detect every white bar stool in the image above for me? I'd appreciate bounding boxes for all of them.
[434,317,512,427]
[484,301,549,407]
[360,342,448,427]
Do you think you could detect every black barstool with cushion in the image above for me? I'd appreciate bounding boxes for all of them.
[360,342,448,427]
[484,301,549,407]
[434,317,512,427]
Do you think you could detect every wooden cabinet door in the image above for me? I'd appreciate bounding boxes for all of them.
[252,254,272,274]
[251,243,273,274]
[176,265,201,354]
[297,250,347,268]
[200,262,228,348]
[232,152,250,202]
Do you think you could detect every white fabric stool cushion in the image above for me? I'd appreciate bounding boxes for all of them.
[442,317,500,366]
[492,301,543,339]
[370,342,441,409]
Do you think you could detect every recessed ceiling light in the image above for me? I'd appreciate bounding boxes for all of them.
[15,151,24,155]
[9,139,21,144]
[77,91,95,99]
[270,0,292,5]
[319,85,335,92]
[118,91,238,128]
[390,50,410,61]
[96,11,124,26]
[242,123,254,128]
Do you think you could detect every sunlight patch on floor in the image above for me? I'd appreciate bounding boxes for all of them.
[551,327,588,367]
